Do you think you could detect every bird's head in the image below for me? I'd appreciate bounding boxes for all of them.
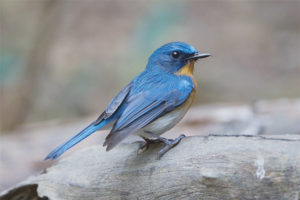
[146,42,210,75]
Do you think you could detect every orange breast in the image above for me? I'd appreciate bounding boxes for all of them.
[175,60,197,88]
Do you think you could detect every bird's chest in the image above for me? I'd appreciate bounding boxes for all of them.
[142,89,196,135]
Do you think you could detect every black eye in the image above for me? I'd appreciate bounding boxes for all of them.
[171,51,180,59]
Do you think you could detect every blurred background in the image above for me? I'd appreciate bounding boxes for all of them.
[1,0,300,192]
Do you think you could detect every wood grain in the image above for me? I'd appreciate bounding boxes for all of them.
[1,135,300,200]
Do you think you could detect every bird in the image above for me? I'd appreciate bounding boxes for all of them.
[45,41,210,160]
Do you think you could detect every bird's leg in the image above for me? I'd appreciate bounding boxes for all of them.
[145,132,186,159]
[137,136,161,154]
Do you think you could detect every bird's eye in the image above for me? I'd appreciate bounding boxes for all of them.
[171,51,180,59]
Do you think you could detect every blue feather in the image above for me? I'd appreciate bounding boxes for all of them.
[45,120,108,160]
[45,41,209,160]
[45,82,133,160]
[103,71,194,151]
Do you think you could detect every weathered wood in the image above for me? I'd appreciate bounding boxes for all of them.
[1,135,300,200]
[2,99,300,191]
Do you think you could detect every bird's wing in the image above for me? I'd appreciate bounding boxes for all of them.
[103,77,194,151]
[94,82,133,125]
[45,82,134,160]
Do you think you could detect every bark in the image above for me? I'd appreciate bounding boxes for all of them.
[1,135,300,200]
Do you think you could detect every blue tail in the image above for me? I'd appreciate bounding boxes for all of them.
[45,120,106,160]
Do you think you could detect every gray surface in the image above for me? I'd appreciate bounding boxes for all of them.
[1,99,300,192]
[1,135,300,200]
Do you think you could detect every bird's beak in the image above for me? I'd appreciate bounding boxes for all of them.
[185,52,211,61]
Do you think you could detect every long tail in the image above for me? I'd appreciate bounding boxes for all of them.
[45,120,106,160]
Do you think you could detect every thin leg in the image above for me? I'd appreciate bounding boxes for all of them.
[144,132,186,159]
[137,137,161,154]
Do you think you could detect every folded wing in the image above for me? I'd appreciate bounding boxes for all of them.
[103,79,193,151]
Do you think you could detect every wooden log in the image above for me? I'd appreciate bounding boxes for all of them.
[2,99,300,192]
[1,135,300,200]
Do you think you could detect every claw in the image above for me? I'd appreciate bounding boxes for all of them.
[137,138,161,154]
[137,142,149,154]
[157,134,185,159]
[138,133,186,159]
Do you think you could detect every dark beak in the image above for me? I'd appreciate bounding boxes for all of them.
[185,52,211,61]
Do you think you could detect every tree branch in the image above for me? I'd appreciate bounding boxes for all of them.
[1,135,300,200]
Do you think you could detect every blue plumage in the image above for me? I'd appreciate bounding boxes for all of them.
[45,41,210,160]
[104,71,194,150]
[45,121,104,160]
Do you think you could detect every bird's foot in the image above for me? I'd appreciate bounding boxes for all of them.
[157,134,185,159]
[138,133,186,159]
[137,138,161,154]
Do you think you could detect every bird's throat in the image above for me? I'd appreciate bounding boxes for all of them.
[176,61,195,77]
[175,60,197,87]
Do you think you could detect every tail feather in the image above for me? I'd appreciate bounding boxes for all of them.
[45,121,105,160]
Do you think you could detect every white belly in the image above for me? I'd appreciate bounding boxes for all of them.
[140,94,194,137]
[143,107,188,134]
